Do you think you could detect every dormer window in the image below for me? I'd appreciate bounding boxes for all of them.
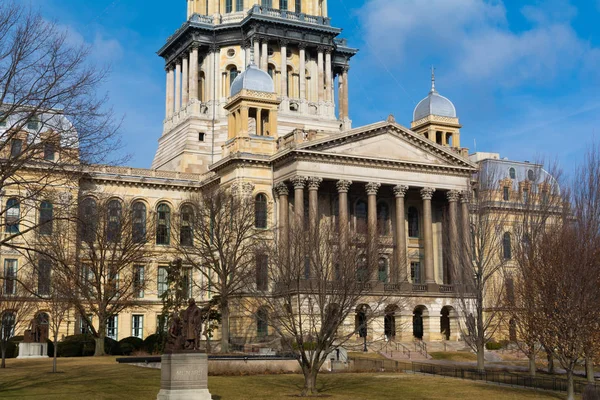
[509,167,516,179]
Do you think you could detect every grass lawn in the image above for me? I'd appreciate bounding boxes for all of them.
[0,357,573,399]
[430,351,478,362]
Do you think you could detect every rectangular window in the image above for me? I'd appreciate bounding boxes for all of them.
[295,0,301,12]
[236,0,243,11]
[43,142,55,161]
[132,315,144,339]
[256,254,268,290]
[38,258,51,296]
[410,261,421,284]
[261,0,272,8]
[182,268,193,299]
[198,132,205,142]
[503,187,509,201]
[79,314,93,334]
[10,139,22,158]
[156,314,168,333]
[522,188,529,203]
[280,0,288,10]
[225,0,232,13]
[27,117,39,131]
[157,267,168,297]
[3,259,17,295]
[106,315,118,340]
[134,265,145,298]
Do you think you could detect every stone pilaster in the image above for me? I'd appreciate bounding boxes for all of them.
[261,39,268,72]
[317,47,324,103]
[421,187,436,285]
[175,60,182,113]
[325,49,332,103]
[393,185,409,283]
[280,40,288,97]
[275,182,290,245]
[166,66,174,118]
[190,46,199,102]
[299,43,306,101]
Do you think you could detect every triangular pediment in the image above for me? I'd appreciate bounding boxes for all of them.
[297,121,475,169]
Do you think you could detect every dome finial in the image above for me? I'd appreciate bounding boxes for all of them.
[430,65,436,93]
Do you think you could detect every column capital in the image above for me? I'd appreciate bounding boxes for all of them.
[365,182,381,196]
[190,43,200,51]
[274,182,289,196]
[342,65,350,73]
[307,177,323,191]
[393,185,409,198]
[181,53,189,60]
[336,180,352,193]
[291,176,307,190]
[298,42,308,50]
[460,190,471,204]
[447,190,461,203]
[420,187,435,200]
[279,39,289,47]
[325,47,333,55]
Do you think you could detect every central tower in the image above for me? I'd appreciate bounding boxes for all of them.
[152,0,358,174]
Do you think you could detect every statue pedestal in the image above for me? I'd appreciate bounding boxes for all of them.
[17,342,48,358]
[157,353,212,400]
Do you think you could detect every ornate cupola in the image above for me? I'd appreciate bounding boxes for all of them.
[223,60,280,157]
[411,68,462,151]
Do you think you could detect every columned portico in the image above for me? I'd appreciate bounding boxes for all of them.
[421,187,436,285]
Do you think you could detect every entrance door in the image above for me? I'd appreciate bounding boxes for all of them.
[413,310,423,339]
[441,308,450,340]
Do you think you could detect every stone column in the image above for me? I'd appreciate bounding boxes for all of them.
[299,44,306,101]
[337,180,352,247]
[174,60,182,113]
[307,177,322,231]
[342,67,349,118]
[165,66,174,118]
[253,39,260,65]
[292,176,306,229]
[280,40,288,97]
[338,71,345,120]
[244,42,251,68]
[366,182,381,271]
[190,46,199,102]
[421,187,436,285]
[447,190,460,285]
[393,185,409,283]
[182,55,189,106]
[317,47,324,103]
[275,183,290,246]
[460,190,471,274]
[261,40,268,72]
[207,49,215,103]
[325,49,332,102]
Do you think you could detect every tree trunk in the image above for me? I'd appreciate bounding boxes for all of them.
[1,345,6,369]
[301,367,319,396]
[566,368,575,400]
[528,353,536,378]
[53,333,59,373]
[586,356,595,383]
[220,301,229,354]
[547,350,554,374]
[476,341,485,373]
[94,330,106,356]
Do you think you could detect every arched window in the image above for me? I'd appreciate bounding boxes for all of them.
[256,307,268,337]
[180,205,194,247]
[256,253,268,291]
[408,207,419,238]
[229,67,238,89]
[378,257,388,283]
[1,312,16,341]
[156,204,171,245]
[509,167,516,179]
[377,202,390,236]
[254,194,268,229]
[225,0,233,13]
[132,202,147,243]
[5,198,19,234]
[80,198,97,242]
[39,201,53,235]
[107,200,122,242]
[503,232,512,260]
[355,200,367,234]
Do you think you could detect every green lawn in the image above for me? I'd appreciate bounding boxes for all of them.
[430,351,478,362]
[0,357,572,399]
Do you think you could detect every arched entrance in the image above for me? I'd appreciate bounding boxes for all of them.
[440,307,451,340]
[384,305,398,340]
[413,306,426,340]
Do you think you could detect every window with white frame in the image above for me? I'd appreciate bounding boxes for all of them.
[132,315,144,339]
[106,315,118,340]
[157,267,168,297]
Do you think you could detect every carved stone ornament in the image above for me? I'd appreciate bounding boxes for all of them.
[291,176,307,190]
[274,182,289,196]
[446,190,461,203]
[393,185,409,198]
[420,187,435,200]
[365,182,381,195]
[307,177,323,191]
[336,180,352,193]
[460,190,471,203]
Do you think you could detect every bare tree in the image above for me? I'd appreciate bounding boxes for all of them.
[251,218,399,396]
[506,160,563,378]
[33,197,152,356]
[450,166,511,372]
[174,186,267,353]
[42,265,71,373]
[0,3,122,248]
[0,266,36,368]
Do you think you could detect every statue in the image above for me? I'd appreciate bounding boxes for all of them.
[164,299,203,353]
[23,314,49,344]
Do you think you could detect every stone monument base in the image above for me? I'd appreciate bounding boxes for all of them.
[157,353,212,400]
[17,342,48,359]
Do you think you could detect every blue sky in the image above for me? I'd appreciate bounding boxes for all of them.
[22,0,600,171]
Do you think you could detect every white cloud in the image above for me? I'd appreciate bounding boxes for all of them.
[359,0,598,86]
